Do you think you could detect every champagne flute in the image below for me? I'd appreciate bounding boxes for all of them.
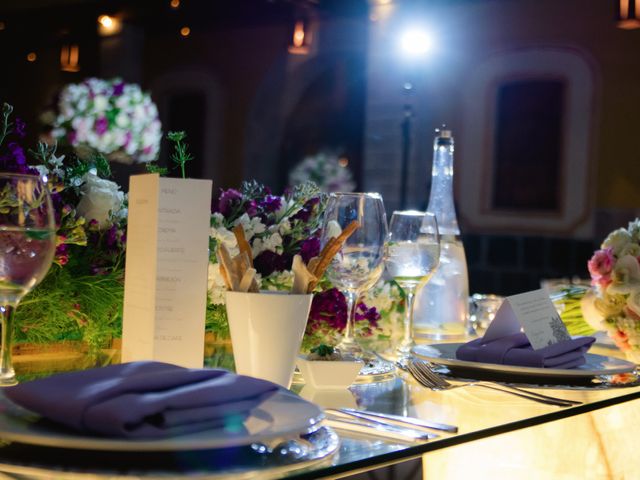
[385,211,440,360]
[321,193,387,357]
[0,173,56,385]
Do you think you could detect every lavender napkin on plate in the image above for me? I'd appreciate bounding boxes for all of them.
[5,361,279,439]
[456,333,596,369]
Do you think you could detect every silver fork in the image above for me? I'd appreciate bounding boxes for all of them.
[407,359,582,407]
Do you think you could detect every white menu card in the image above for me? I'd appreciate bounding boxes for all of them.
[483,289,571,350]
[122,174,213,368]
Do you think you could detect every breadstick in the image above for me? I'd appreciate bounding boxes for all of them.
[217,244,238,290]
[313,220,360,280]
[291,254,317,294]
[239,268,258,293]
[233,224,254,268]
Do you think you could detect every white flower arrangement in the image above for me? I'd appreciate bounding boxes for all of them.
[51,78,162,164]
[587,218,640,354]
[289,152,356,193]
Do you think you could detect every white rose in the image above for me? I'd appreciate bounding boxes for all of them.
[607,254,640,295]
[602,228,632,256]
[93,95,109,112]
[77,172,124,228]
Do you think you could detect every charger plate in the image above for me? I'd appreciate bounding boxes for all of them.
[0,389,324,451]
[412,343,637,379]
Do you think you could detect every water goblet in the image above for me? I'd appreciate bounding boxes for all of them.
[385,211,440,360]
[320,193,388,367]
[0,173,56,385]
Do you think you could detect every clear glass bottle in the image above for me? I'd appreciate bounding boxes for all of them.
[413,128,470,339]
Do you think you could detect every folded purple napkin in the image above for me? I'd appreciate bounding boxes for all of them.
[5,361,279,439]
[456,333,595,369]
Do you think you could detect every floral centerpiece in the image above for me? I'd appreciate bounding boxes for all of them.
[0,102,126,356]
[288,151,356,193]
[587,219,640,359]
[47,78,162,164]
[206,181,390,350]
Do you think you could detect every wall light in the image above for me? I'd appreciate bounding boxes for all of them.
[26,52,37,62]
[180,26,191,37]
[288,20,311,55]
[170,0,180,9]
[617,0,640,29]
[98,14,123,36]
[60,44,80,72]
[399,28,434,57]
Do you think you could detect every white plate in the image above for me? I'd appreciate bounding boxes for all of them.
[0,389,323,451]
[412,343,637,378]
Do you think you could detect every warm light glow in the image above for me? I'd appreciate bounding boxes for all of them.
[292,21,305,48]
[60,44,80,72]
[180,26,191,37]
[400,28,434,57]
[0,21,5,31]
[338,157,349,168]
[26,52,37,62]
[98,14,122,36]
[288,20,310,55]
[170,0,180,8]
[98,15,113,28]
[617,0,640,29]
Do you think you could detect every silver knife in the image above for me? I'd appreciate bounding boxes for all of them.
[324,416,435,442]
[338,408,458,433]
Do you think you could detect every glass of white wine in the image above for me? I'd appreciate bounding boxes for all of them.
[385,211,440,360]
[0,173,56,385]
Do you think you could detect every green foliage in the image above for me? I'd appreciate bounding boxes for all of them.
[167,131,193,179]
[552,286,597,336]
[14,265,123,357]
[310,344,335,357]
[205,302,230,340]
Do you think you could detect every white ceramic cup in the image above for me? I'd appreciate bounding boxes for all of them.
[225,291,313,388]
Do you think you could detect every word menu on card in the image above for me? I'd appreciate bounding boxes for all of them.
[122,174,213,368]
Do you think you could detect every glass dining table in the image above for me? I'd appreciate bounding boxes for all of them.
[0,340,638,479]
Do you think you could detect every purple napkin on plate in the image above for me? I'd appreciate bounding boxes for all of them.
[456,333,596,369]
[4,361,279,439]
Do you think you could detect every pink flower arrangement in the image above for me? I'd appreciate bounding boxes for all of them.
[587,219,640,354]
[587,247,614,288]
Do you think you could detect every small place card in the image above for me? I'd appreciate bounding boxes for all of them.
[483,289,571,350]
[122,174,213,368]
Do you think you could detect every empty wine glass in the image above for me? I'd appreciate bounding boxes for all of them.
[0,173,56,385]
[385,211,440,360]
[320,193,387,357]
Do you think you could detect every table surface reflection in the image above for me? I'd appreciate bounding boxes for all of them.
[0,342,637,479]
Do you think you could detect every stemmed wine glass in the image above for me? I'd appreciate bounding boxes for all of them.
[0,173,56,385]
[320,193,388,361]
[385,211,440,361]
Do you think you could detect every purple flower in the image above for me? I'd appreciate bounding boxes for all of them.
[7,142,26,165]
[355,302,381,335]
[105,224,119,248]
[253,250,289,276]
[68,130,77,144]
[14,118,26,138]
[112,82,125,96]
[292,197,320,223]
[216,189,242,216]
[245,199,258,217]
[299,237,320,263]
[308,288,348,332]
[95,117,109,135]
[259,195,282,213]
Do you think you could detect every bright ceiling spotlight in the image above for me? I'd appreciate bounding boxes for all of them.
[399,28,434,57]
[97,14,123,36]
